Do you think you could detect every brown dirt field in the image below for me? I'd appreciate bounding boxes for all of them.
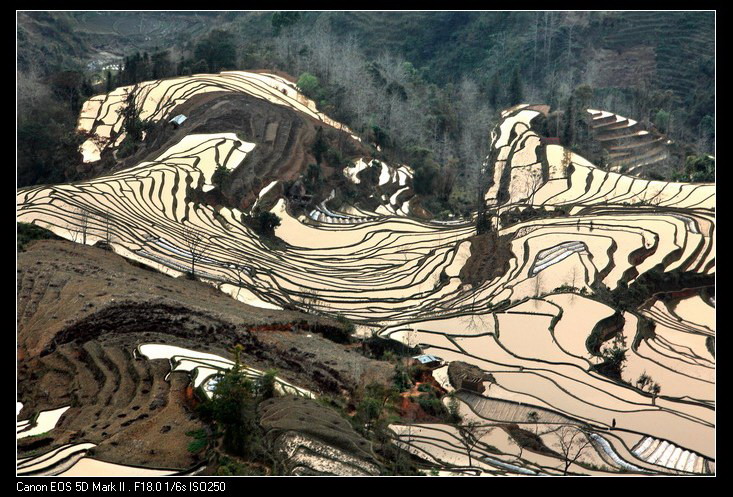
[17,239,394,469]
[458,231,514,288]
[17,239,318,357]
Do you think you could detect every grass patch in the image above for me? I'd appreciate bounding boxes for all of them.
[186,429,209,454]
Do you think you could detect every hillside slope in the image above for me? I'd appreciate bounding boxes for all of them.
[17,239,394,474]
[17,64,714,476]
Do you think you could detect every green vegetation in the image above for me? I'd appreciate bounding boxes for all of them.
[208,372,262,459]
[353,382,396,436]
[310,127,329,165]
[552,284,588,296]
[592,334,628,381]
[192,342,425,475]
[413,163,439,196]
[588,269,714,387]
[500,205,572,228]
[303,163,323,194]
[192,29,237,73]
[706,336,715,358]
[593,266,715,314]
[632,315,656,349]
[391,361,414,392]
[635,372,662,405]
[258,369,278,401]
[271,11,301,36]
[195,345,276,471]
[314,320,353,344]
[216,456,262,476]
[117,50,179,85]
[415,389,450,419]
[326,314,355,344]
[212,164,232,191]
[242,210,282,247]
[508,66,524,106]
[186,429,210,454]
[296,72,321,100]
[117,89,155,158]
[673,154,715,183]
[360,336,421,362]
[504,424,554,456]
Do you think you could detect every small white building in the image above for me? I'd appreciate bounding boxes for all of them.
[412,354,443,367]
[169,114,187,127]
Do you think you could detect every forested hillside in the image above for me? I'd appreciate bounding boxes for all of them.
[17,11,715,201]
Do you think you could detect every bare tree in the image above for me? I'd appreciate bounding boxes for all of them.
[569,266,578,302]
[457,421,494,473]
[636,373,662,405]
[650,382,661,405]
[477,131,500,235]
[182,226,205,279]
[101,209,113,245]
[66,206,89,245]
[89,208,114,247]
[297,286,318,314]
[549,425,593,475]
[231,263,251,300]
[17,66,52,109]
[67,221,80,244]
[463,293,492,332]
[562,147,573,174]
[79,208,90,245]
[529,169,544,205]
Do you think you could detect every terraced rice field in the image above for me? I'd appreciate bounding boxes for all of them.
[17,74,714,475]
[16,443,184,476]
[78,71,359,163]
[587,109,670,174]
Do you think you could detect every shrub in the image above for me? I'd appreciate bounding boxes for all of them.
[257,369,278,400]
[186,429,209,454]
[416,392,449,418]
[370,125,390,148]
[335,314,356,335]
[654,110,671,133]
[209,368,263,459]
[319,323,352,344]
[212,164,231,190]
[297,72,320,100]
[244,210,282,239]
[392,362,413,392]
